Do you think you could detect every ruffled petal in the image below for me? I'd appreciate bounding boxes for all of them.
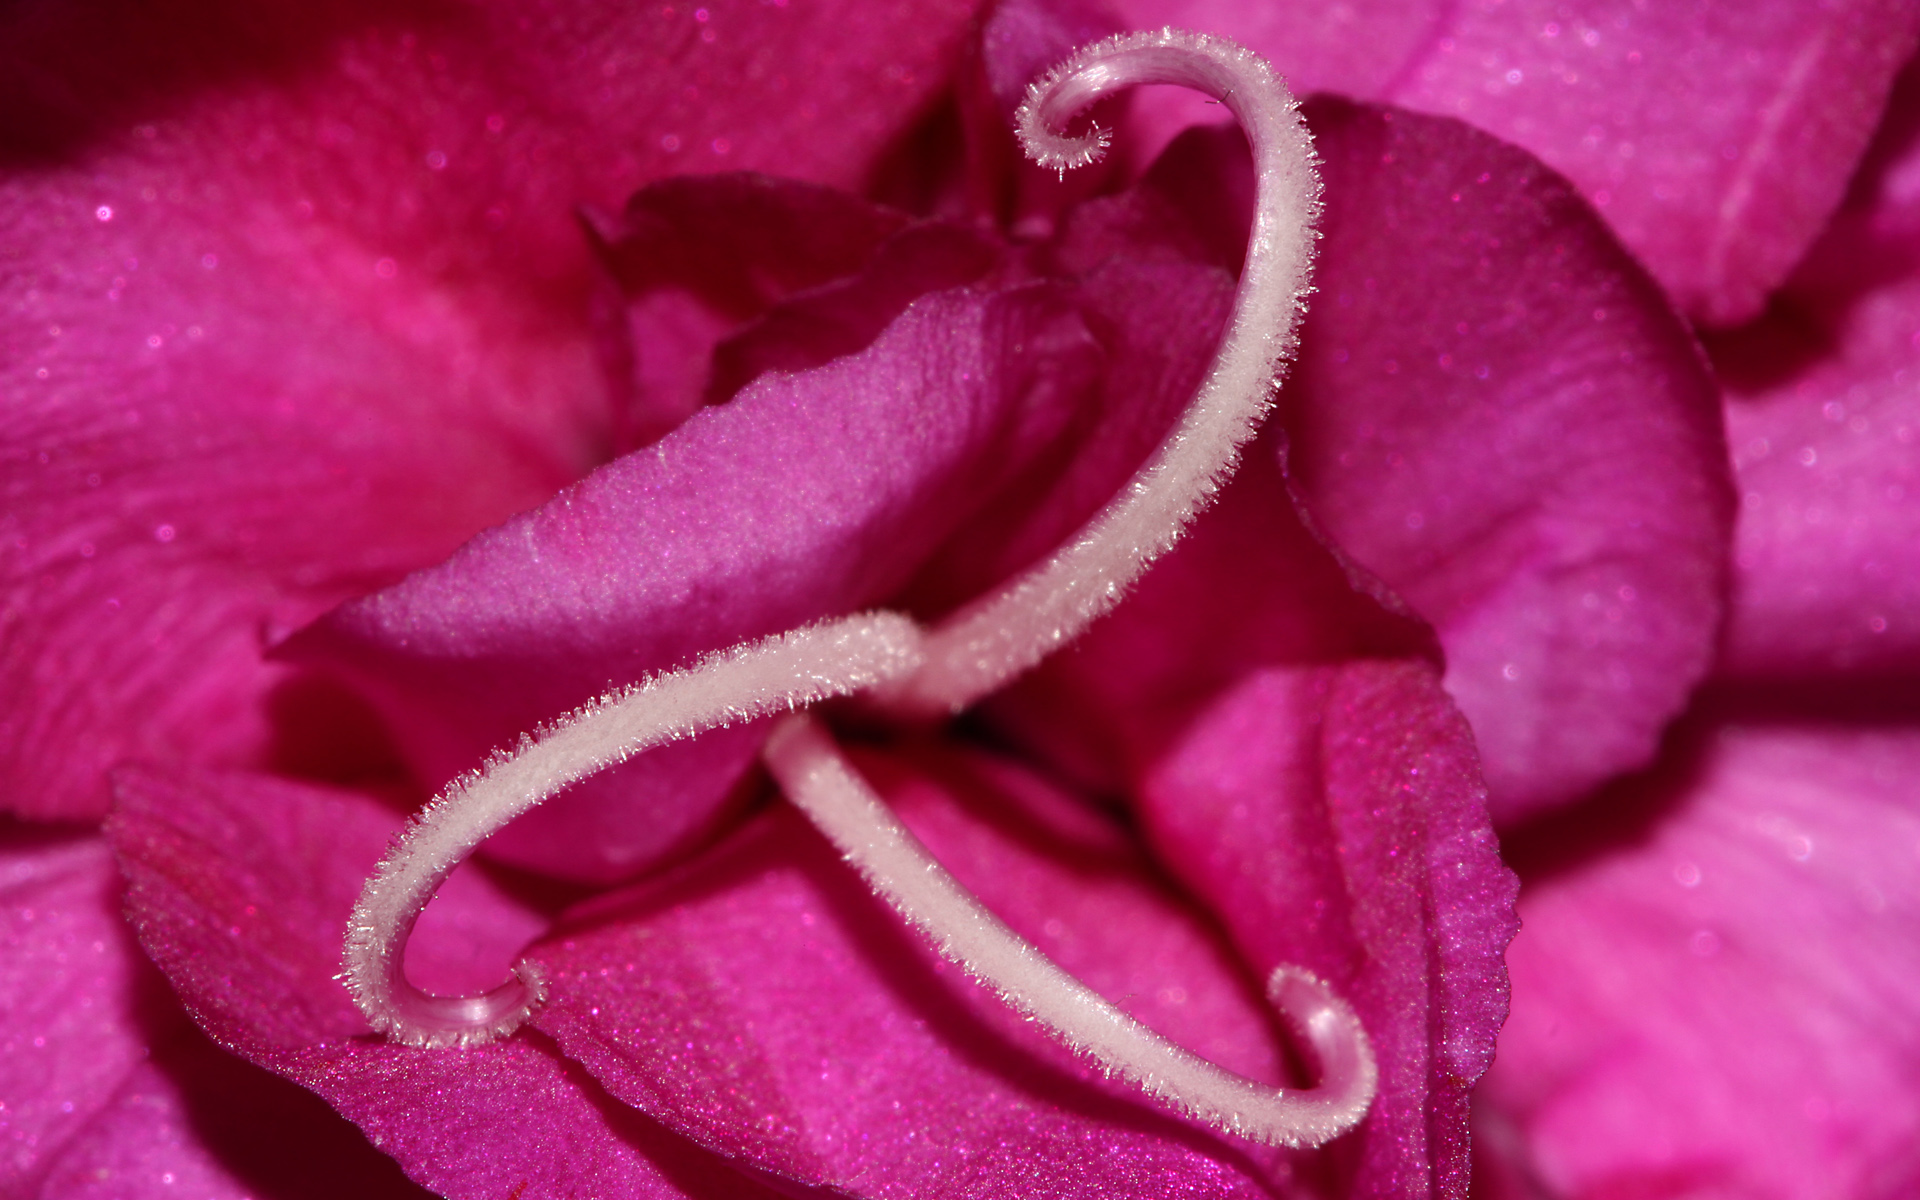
[1100,0,1920,323]
[1482,720,1920,1198]
[529,744,1290,1197]
[1138,661,1519,1200]
[1712,64,1920,676]
[110,767,784,1200]
[994,111,1730,821]
[1285,100,1733,820]
[0,0,980,821]
[287,286,1104,883]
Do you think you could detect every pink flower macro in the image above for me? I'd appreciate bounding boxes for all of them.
[3,5,1916,1200]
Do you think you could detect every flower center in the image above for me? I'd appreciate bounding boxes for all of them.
[340,28,1374,1150]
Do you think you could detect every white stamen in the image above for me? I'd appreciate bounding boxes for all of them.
[879,28,1322,715]
[343,28,1372,1152]
[763,712,1376,1148]
[342,612,926,1047]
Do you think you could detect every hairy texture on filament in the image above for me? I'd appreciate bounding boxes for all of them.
[764,713,1377,1147]
[882,29,1322,715]
[342,613,926,1048]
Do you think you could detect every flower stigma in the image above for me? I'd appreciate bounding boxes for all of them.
[341,28,1374,1149]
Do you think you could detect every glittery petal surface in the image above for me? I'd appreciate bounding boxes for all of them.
[1,832,159,1193]
[286,287,1103,883]
[529,744,1291,1199]
[109,767,783,1199]
[585,173,1004,448]
[0,0,979,822]
[1286,99,1732,820]
[1482,720,1920,1198]
[1102,0,1920,324]
[1140,661,1519,1200]
[990,108,1730,823]
[34,1035,436,1200]
[1712,65,1920,677]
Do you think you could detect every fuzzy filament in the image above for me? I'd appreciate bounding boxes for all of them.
[764,712,1376,1148]
[342,613,925,1047]
[877,28,1323,716]
[339,27,1374,1151]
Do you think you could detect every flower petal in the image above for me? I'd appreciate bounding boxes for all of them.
[1104,0,1920,323]
[287,286,1104,883]
[583,173,931,448]
[35,1035,436,1200]
[1,829,161,1192]
[529,743,1290,1197]
[0,0,980,821]
[1138,661,1519,1200]
[1285,100,1731,819]
[109,767,786,1200]
[0,826,442,1199]
[1482,719,1920,1198]
[994,108,1730,821]
[1712,64,1920,676]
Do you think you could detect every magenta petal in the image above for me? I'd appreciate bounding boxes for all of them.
[0,170,592,821]
[1139,662,1519,1200]
[908,202,1295,627]
[288,286,1102,883]
[1,825,432,1200]
[529,744,1287,1197]
[985,415,1433,796]
[1,830,160,1191]
[1482,721,1920,1198]
[1285,100,1732,820]
[585,174,914,446]
[1713,68,1920,676]
[1,0,980,823]
[707,221,1007,408]
[36,1036,435,1200]
[109,767,785,1200]
[1384,0,1920,325]
[1105,0,1920,323]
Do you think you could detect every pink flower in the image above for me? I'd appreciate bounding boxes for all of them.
[4,4,1914,1200]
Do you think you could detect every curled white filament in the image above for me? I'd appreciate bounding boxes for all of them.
[763,712,1376,1148]
[880,28,1322,715]
[342,613,926,1048]
[341,28,1372,1150]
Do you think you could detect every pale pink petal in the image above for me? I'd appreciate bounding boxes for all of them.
[529,744,1291,1197]
[0,0,981,821]
[109,767,784,1200]
[1104,0,1920,323]
[1712,64,1920,676]
[1139,662,1519,1200]
[1482,720,1920,1198]
[287,287,1102,883]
